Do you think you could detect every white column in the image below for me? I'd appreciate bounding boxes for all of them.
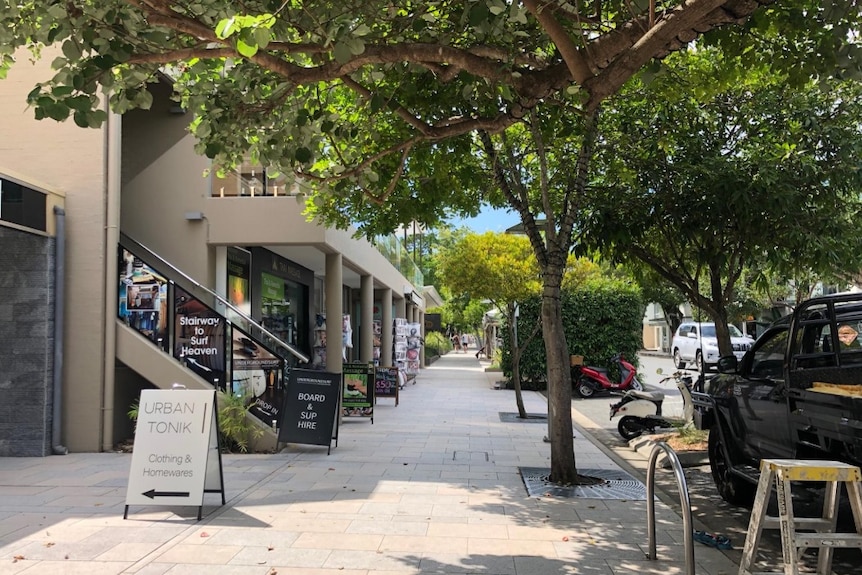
[418,310,425,367]
[381,288,393,366]
[360,274,374,363]
[325,253,343,373]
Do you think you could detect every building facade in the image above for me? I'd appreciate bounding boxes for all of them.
[0,49,426,456]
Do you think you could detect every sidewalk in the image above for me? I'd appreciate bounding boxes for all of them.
[0,352,737,575]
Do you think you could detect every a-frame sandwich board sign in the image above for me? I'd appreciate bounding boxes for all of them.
[124,389,225,520]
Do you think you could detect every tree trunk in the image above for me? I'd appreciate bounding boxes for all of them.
[507,304,527,418]
[541,281,578,484]
[709,271,733,358]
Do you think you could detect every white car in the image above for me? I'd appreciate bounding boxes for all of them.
[671,322,754,371]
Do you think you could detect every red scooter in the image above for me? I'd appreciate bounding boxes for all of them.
[573,353,643,398]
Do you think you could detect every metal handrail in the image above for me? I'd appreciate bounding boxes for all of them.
[646,441,694,575]
[119,232,309,363]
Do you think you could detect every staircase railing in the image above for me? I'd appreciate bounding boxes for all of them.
[118,233,309,431]
[120,233,308,364]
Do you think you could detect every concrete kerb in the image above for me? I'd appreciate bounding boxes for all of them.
[628,436,709,468]
[568,398,742,568]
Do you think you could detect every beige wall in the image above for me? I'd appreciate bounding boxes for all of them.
[0,48,109,451]
[121,80,214,285]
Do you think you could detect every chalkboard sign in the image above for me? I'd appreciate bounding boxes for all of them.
[374,366,399,406]
[342,362,374,420]
[278,369,341,454]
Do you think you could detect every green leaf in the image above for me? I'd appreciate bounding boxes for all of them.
[333,42,352,64]
[52,86,74,97]
[45,102,69,121]
[215,17,236,39]
[73,110,89,128]
[204,142,222,158]
[469,4,490,27]
[254,27,271,49]
[61,40,81,61]
[370,93,385,113]
[294,147,313,163]
[47,4,67,20]
[236,39,258,58]
[347,38,365,56]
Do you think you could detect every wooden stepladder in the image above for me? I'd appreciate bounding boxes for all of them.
[738,459,862,575]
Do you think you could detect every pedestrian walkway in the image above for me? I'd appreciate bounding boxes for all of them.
[0,352,737,575]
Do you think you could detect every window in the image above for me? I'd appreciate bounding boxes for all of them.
[0,177,47,232]
[750,330,788,379]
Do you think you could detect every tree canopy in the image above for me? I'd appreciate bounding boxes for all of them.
[581,48,862,355]
[5,0,860,483]
[3,0,829,232]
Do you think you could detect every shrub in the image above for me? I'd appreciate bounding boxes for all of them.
[424,331,451,357]
[501,280,644,385]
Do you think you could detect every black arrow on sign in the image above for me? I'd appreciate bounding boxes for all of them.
[142,489,190,499]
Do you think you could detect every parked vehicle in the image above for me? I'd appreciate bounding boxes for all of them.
[573,353,643,398]
[692,293,862,506]
[671,321,754,371]
[609,371,698,440]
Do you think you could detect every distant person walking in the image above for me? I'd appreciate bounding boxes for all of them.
[461,333,469,353]
[451,333,461,353]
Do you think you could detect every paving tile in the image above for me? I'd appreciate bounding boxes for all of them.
[322,549,419,571]
[0,354,739,575]
[227,545,331,568]
[379,534,467,553]
[418,551,516,574]
[153,543,242,564]
[11,560,132,574]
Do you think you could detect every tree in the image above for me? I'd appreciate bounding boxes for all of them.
[582,49,862,357]
[3,0,859,484]
[628,264,687,338]
[438,232,542,418]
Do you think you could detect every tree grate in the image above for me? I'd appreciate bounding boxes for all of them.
[519,466,650,500]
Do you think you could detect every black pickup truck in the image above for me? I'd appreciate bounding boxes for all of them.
[693,293,862,506]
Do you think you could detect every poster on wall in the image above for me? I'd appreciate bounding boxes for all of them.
[342,362,374,419]
[118,249,168,351]
[227,247,251,316]
[231,326,284,427]
[174,286,226,389]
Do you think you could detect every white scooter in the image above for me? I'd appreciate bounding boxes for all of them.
[609,371,697,440]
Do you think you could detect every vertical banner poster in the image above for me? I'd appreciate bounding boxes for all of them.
[406,323,422,376]
[279,368,341,453]
[226,247,251,316]
[174,287,226,389]
[374,366,399,406]
[230,327,284,428]
[125,389,224,516]
[118,249,168,351]
[342,362,374,418]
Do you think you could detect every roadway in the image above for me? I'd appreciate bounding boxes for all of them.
[569,351,858,574]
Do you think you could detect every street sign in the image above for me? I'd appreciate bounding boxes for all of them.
[124,389,224,519]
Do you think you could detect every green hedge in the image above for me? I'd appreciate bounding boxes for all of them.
[424,331,451,358]
[501,283,643,386]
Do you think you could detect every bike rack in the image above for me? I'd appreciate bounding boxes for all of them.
[646,441,695,575]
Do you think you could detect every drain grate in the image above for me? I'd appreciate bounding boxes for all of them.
[519,466,649,500]
[498,412,548,423]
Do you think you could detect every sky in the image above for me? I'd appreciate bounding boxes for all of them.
[446,206,520,233]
